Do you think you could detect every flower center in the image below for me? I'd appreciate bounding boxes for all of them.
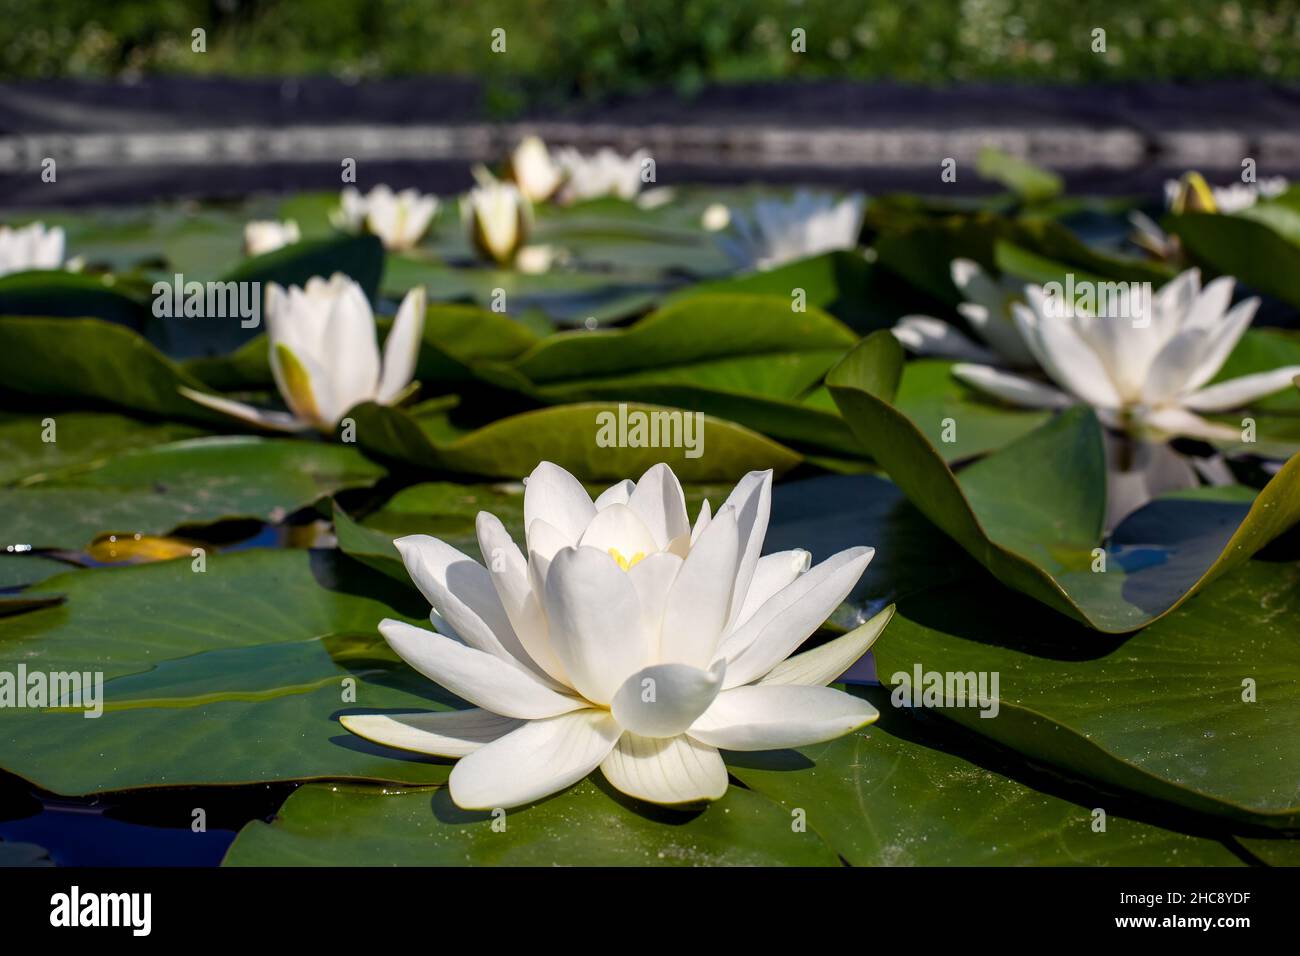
[607,547,646,571]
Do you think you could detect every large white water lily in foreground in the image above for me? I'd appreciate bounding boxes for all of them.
[554,146,648,202]
[893,259,1037,367]
[181,273,426,432]
[952,268,1300,443]
[342,462,881,809]
[243,219,301,257]
[718,190,865,272]
[331,185,439,251]
[0,222,65,276]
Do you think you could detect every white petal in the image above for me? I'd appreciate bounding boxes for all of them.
[322,279,382,414]
[599,733,727,804]
[660,506,740,667]
[1182,366,1300,412]
[1183,297,1259,393]
[625,551,682,648]
[718,546,874,689]
[736,549,811,627]
[449,709,621,809]
[576,503,660,560]
[543,546,654,704]
[594,479,636,509]
[950,364,1072,410]
[1031,309,1123,408]
[690,499,712,545]
[757,605,894,686]
[1141,327,1210,405]
[689,685,878,750]
[626,462,691,550]
[720,470,773,632]
[523,461,596,545]
[393,535,536,668]
[177,387,306,432]
[475,512,568,686]
[377,286,426,404]
[339,708,522,757]
[611,660,725,738]
[893,315,1001,363]
[378,620,582,720]
[1139,406,1240,442]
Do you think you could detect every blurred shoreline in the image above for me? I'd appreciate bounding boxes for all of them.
[3,77,1300,206]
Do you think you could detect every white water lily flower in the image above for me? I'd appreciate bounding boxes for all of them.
[507,136,563,203]
[952,268,1300,443]
[554,146,648,202]
[0,222,65,276]
[461,180,533,266]
[342,461,880,809]
[331,185,439,251]
[893,259,1037,367]
[1131,172,1291,259]
[243,219,301,257]
[1162,175,1288,215]
[718,190,866,272]
[181,273,426,432]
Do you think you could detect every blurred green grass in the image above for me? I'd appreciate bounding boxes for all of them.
[5,0,1300,113]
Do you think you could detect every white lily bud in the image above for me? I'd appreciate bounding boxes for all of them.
[330,185,439,251]
[461,180,533,266]
[181,273,426,434]
[0,222,65,276]
[243,219,301,257]
[554,146,649,203]
[508,136,563,203]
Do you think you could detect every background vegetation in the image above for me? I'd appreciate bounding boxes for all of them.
[4,0,1300,108]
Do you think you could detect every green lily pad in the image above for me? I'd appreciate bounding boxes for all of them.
[0,553,73,589]
[0,316,226,423]
[0,270,146,328]
[222,779,840,866]
[665,251,917,333]
[828,332,1300,632]
[0,410,204,485]
[1170,211,1300,310]
[730,689,1243,866]
[874,559,1300,829]
[0,548,446,795]
[350,400,802,481]
[0,436,385,549]
[976,147,1064,204]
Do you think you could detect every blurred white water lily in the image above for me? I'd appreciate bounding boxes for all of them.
[554,146,648,202]
[952,268,1300,443]
[461,180,533,266]
[243,219,301,257]
[893,259,1037,367]
[1162,174,1288,215]
[0,222,65,276]
[718,190,866,272]
[342,461,881,809]
[507,136,564,203]
[1131,172,1291,259]
[331,185,439,251]
[180,273,426,432]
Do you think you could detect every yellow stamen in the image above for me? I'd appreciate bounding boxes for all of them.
[608,548,646,571]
